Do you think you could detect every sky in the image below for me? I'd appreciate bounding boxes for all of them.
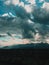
[0,0,48,16]
[0,0,30,15]
[0,0,49,40]
[0,0,34,16]
[0,0,49,16]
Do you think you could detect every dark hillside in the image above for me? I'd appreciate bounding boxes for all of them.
[0,43,49,65]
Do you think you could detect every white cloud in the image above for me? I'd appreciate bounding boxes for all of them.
[2,13,10,17]
[42,1,49,11]
[28,19,34,24]
[28,0,36,5]
[30,14,34,19]
[4,0,11,5]
[2,12,15,17]
[35,33,39,39]
[39,0,44,2]
[4,0,19,6]
[41,1,49,16]
[12,0,19,6]
[24,5,32,13]
[19,2,24,7]
[9,12,16,17]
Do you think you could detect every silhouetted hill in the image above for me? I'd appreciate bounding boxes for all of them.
[0,43,49,65]
[1,43,49,49]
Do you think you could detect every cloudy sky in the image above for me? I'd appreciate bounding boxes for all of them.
[0,0,48,16]
[0,0,49,40]
[0,0,49,17]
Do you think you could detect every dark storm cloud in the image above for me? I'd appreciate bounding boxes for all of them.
[0,5,49,39]
[31,6,49,24]
[30,4,49,39]
[0,14,35,38]
[0,0,49,39]
[14,6,28,18]
[45,0,49,2]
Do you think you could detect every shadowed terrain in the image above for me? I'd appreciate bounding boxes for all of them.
[0,43,49,65]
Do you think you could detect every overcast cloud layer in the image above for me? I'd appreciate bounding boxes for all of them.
[0,0,49,42]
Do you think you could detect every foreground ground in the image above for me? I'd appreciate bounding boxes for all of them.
[0,48,49,65]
